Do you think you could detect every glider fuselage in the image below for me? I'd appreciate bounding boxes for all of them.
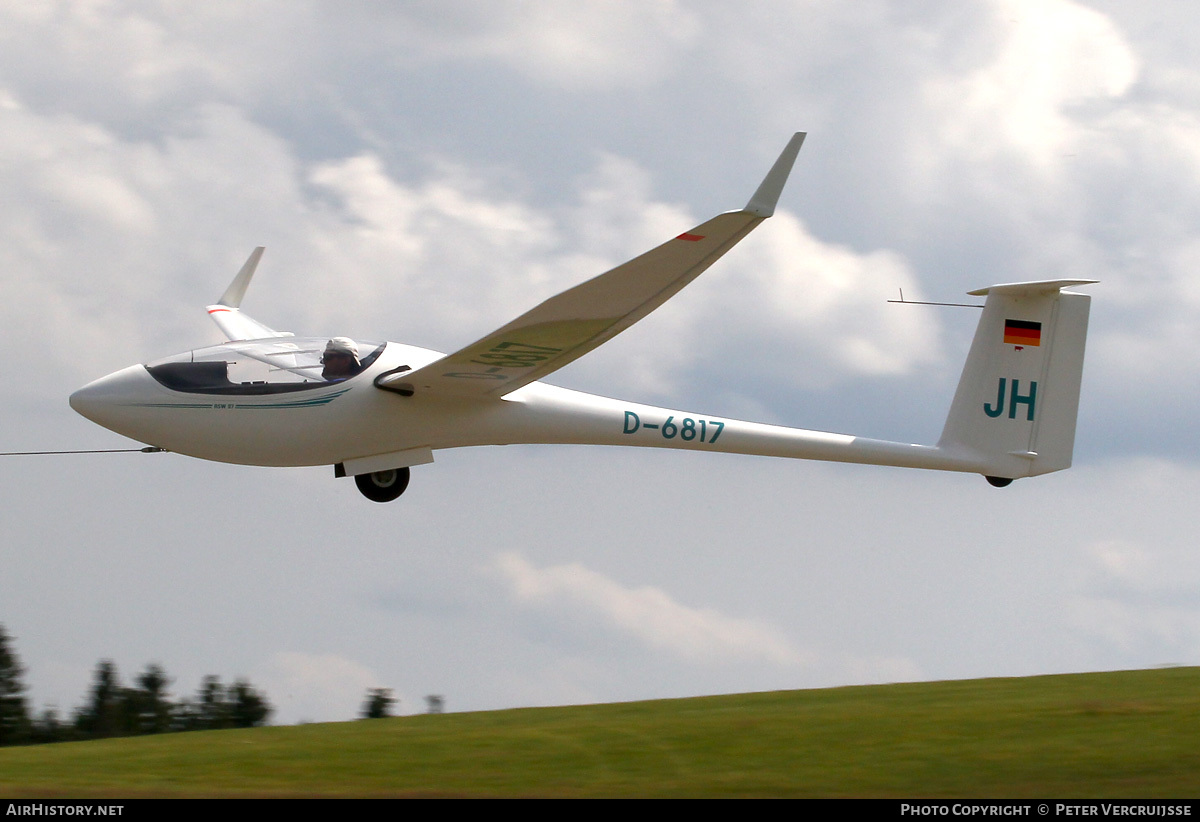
[70,335,987,476]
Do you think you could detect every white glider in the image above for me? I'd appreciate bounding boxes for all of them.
[70,133,1094,501]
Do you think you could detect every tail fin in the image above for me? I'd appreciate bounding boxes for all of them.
[938,279,1095,481]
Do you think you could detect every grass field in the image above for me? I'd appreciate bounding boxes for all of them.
[1,667,1198,797]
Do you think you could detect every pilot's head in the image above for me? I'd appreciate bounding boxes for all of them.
[322,336,360,379]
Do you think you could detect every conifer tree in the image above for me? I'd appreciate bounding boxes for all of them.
[0,625,30,745]
[229,679,271,728]
[132,664,172,734]
[74,660,127,738]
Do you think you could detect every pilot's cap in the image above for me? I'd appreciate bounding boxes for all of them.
[324,336,360,363]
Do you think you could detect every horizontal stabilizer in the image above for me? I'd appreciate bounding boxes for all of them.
[967,279,1098,297]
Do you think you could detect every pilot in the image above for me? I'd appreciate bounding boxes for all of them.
[321,337,361,380]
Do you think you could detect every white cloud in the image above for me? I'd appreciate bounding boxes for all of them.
[0,100,308,385]
[925,0,1137,169]
[0,1,321,125]
[305,151,560,336]
[492,552,805,666]
[372,1,701,90]
[703,212,940,385]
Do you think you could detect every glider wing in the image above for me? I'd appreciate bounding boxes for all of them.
[378,132,806,399]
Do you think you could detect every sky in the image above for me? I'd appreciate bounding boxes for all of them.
[3,0,1200,725]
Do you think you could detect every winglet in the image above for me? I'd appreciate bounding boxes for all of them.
[217,247,265,308]
[744,132,806,218]
[206,247,290,340]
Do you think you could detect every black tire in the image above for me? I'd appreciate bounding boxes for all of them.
[354,467,411,502]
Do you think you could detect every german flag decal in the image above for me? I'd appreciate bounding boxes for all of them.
[1004,319,1042,346]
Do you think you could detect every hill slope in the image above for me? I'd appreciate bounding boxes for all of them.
[2,667,1198,797]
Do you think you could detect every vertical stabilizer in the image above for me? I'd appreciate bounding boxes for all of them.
[938,280,1095,480]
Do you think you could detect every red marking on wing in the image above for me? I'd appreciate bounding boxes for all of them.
[676,233,705,242]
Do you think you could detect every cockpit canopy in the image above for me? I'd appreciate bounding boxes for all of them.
[145,337,385,395]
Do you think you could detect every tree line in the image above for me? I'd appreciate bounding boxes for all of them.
[0,624,271,746]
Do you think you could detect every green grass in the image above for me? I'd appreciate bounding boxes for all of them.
[2,667,1199,797]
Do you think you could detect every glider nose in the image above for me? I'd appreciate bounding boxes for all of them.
[70,364,154,431]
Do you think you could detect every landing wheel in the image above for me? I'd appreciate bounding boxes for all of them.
[354,467,411,502]
[985,475,1013,488]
